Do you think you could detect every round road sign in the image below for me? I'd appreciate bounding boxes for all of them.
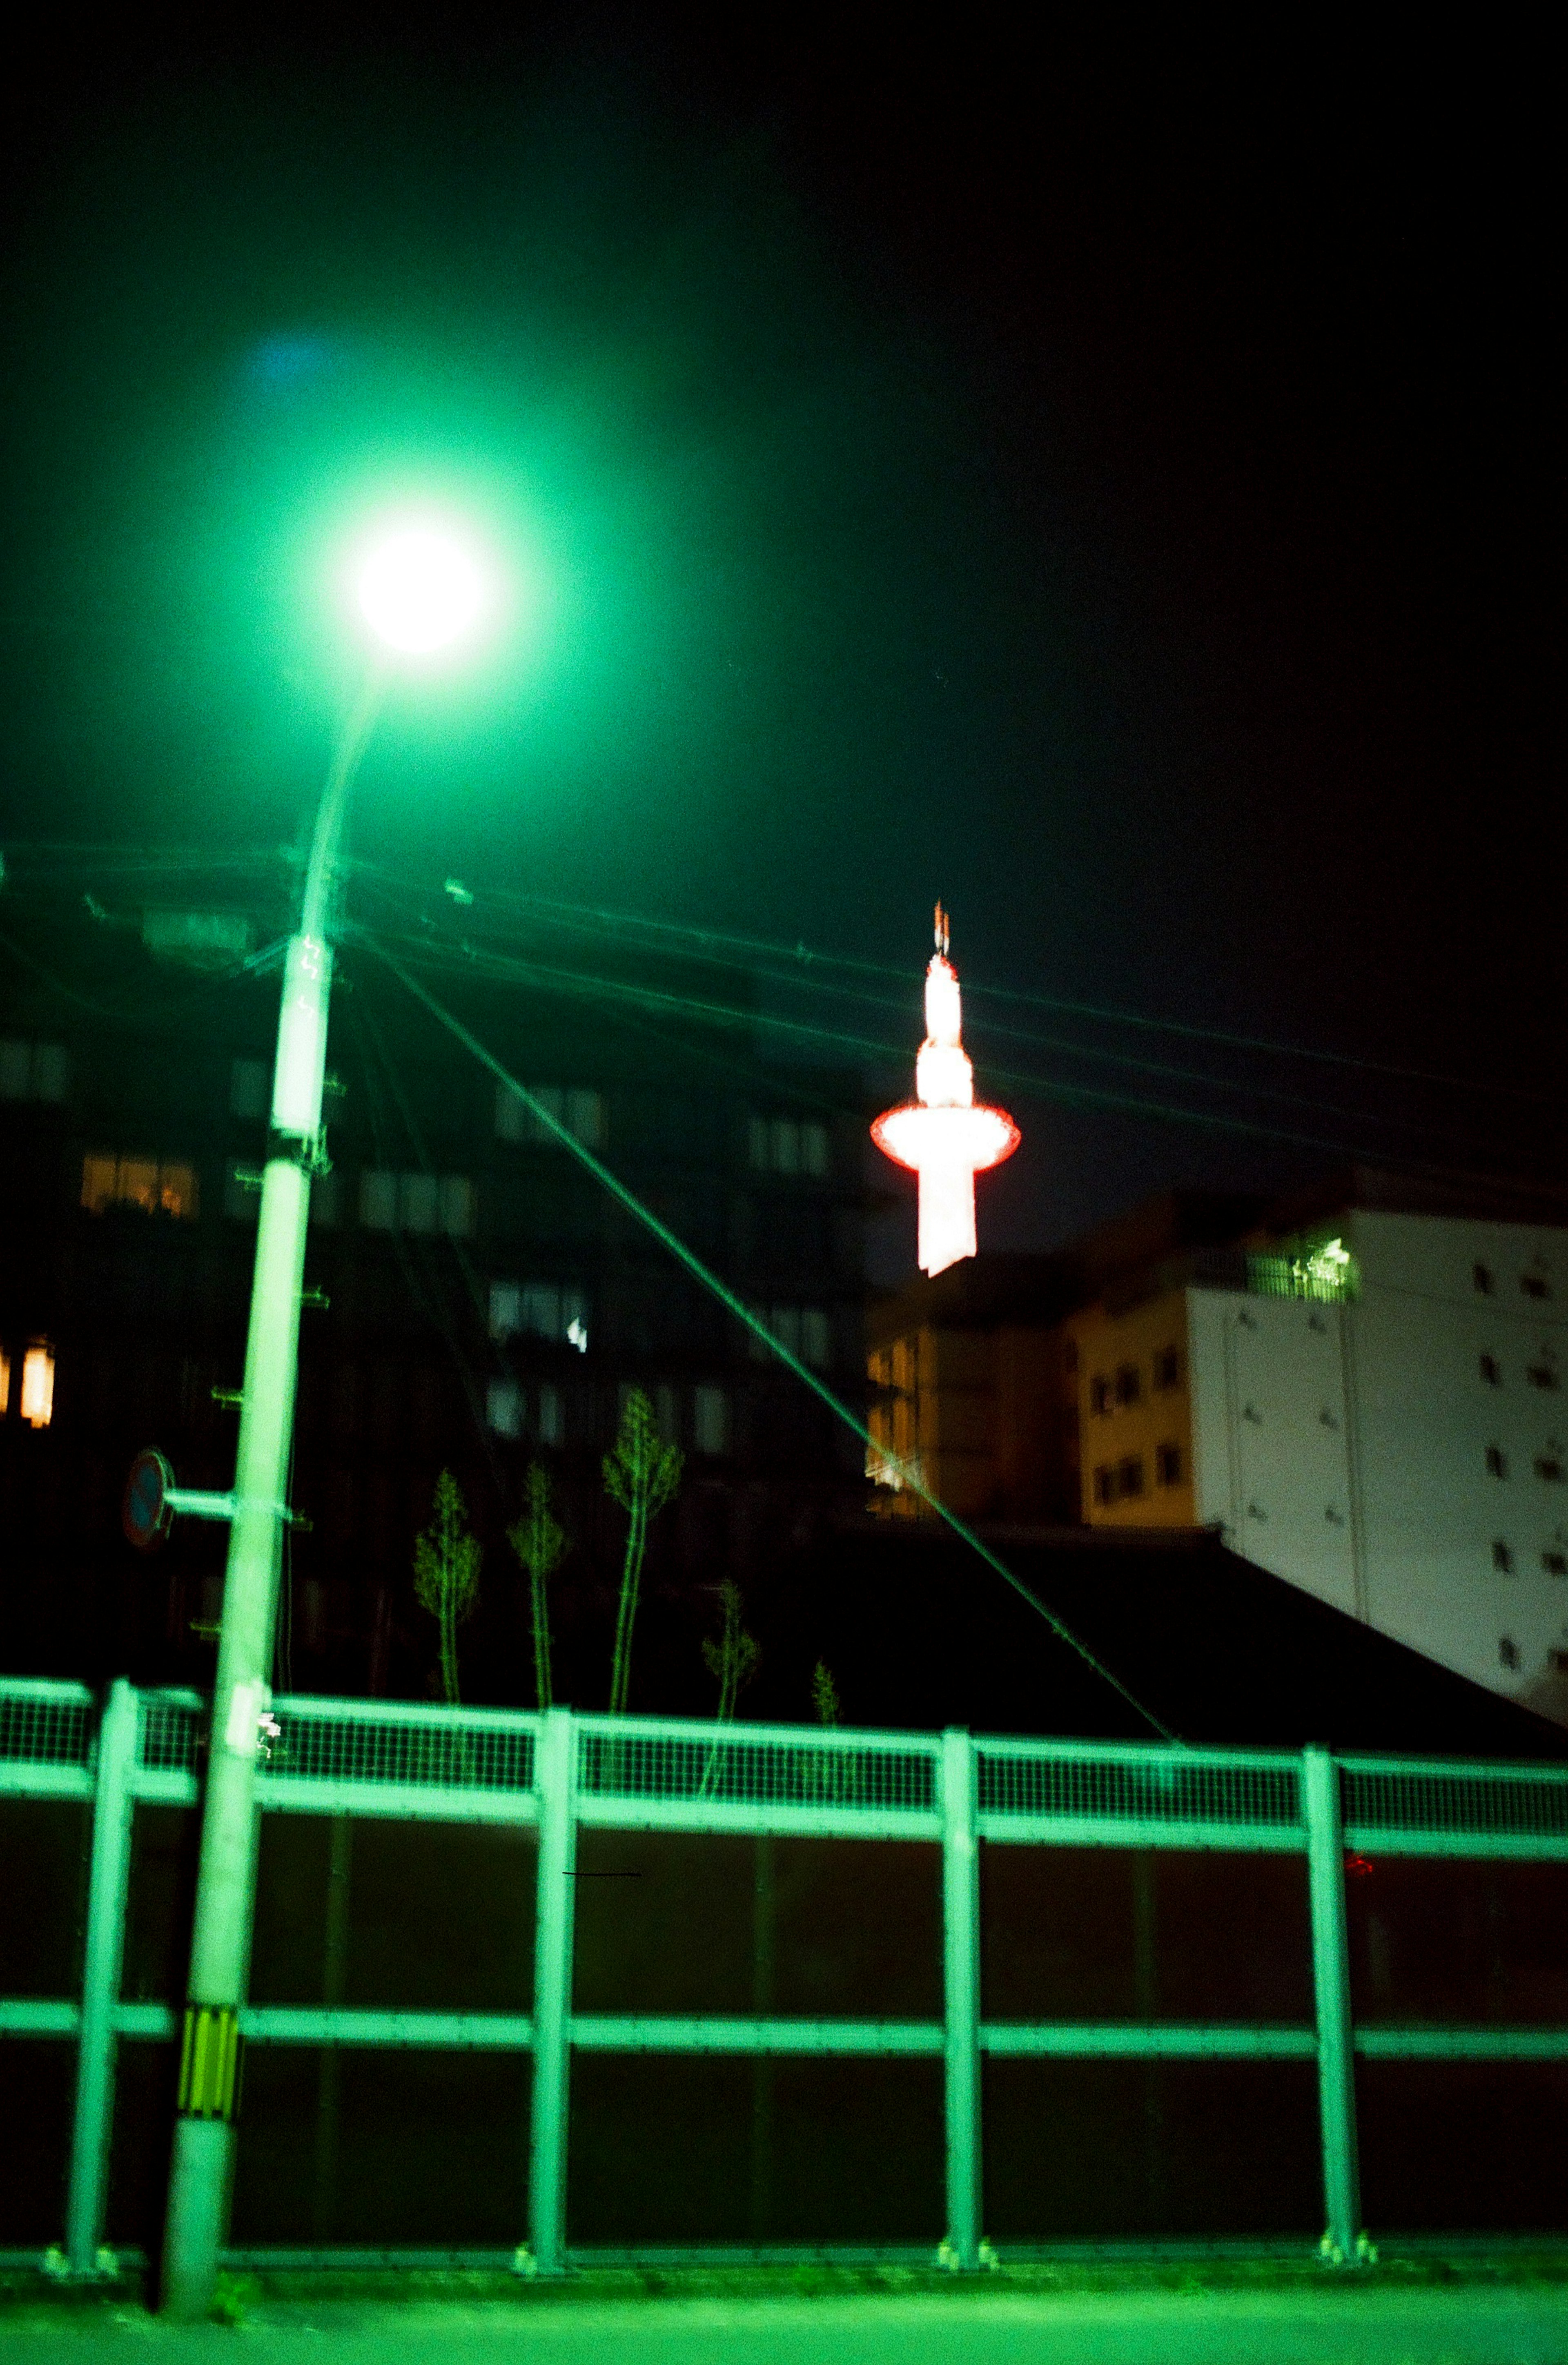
[123,1448,176,1552]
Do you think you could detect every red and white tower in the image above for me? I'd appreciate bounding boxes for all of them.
[871,906,1020,1277]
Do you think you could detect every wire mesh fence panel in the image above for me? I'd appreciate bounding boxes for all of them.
[0,1799,91,2000]
[1345,1856,1568,2026]
[982,2058,1323,2242]
[977,1743,1301,1843]
[980,1846,1314,2028]
[0,2040,76,2248]
[1343,1759,1568,1854]
[136,1692,206,1778]
[567,2052,944,2249]
[571,1831,942,2022]
[120,1807,201,2008]
[229,2047,530,2249]
[250,1817,537,2013]
[263,1700,537,1799]
[0,1681,94,1779]
[1356,2060,1568,2234]
[576,1716,938,1821]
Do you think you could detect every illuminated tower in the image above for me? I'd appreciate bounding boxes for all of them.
[871,907,1020,1277]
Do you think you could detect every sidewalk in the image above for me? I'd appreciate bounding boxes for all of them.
[4,2267,1568,2365]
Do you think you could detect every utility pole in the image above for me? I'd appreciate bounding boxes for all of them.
[158,678,380,2317]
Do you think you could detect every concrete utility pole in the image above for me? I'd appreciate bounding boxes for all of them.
[158,681,379,2316]
[159,517,492,2319]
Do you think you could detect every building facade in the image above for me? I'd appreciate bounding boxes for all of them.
[1070,1193,1568,1722]
[0,906,870,1705]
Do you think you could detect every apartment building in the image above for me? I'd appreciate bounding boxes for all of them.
[1069,1181,1568,1720]
[0,905,870,1699]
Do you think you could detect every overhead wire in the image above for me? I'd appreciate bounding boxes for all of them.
[348,865,1567,1109]
[364,929,1178,1743]
[345,999,511,1509]
[355,918,1541,1186]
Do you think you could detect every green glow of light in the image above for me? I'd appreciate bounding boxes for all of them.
[355,520,490,655]
[1248,1234,1360,1304]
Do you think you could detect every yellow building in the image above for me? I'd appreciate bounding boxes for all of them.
[1067,1291,1197,1528]
[865,1256,1080,1523]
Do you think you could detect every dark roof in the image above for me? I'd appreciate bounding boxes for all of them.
[748,1519,1568,1761]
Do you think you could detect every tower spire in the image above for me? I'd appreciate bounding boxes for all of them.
[871,909,1020,1276]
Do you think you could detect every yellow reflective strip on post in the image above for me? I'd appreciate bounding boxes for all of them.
[176,2007,244,2122]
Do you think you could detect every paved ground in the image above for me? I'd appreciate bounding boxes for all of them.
[4,2286,1568,2365]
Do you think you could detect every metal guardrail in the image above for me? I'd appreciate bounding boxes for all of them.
[4,1679,1568,2274]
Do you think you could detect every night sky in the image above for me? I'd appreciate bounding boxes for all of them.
[2,15,1561,1261]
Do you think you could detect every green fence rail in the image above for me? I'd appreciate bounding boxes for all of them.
[4,1678,1568,2274]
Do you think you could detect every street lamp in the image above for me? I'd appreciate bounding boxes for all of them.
[159,517,493,2320]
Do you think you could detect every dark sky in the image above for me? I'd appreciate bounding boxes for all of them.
[2,14,1561,1255]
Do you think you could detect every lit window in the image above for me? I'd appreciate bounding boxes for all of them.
[495,1082,605,1150]
[693,1385,730,1456]
[20,1344,54,1429]
[0,1350,8,1415]
[1479,1354,1501,1387]
[1115,1364,1141,1407]
[1486,1445,1508,1479]
[1092,1465,1114,1507]
[360,1169,474,1237]
[748,1115,828,1177]
[80,1156,198,1220]
[1474,1263,1494,1295]
[1155,1442,1183,1487]
[401,1172,440,1236]
[229,1059,269,1120]
[1089,1374,1112,1416]
[1116,1455,1145,1498]
[1153,1346,1181,1392]
[81,1155,117,1214]
[747,1306,831,1368]
[224,1164,263,1223]
[492,1281,589,1351]
[1492,1540,1514,1572]
[360,1171,398,1231]
[486,1380,523,1439]
[1499,1637,1520,1671]
[1,1040,68,1102]
[309,1171,342,1229]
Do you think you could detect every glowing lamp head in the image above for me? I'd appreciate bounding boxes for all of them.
[355,521,489,656]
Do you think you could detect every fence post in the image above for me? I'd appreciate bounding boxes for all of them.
[941,1727,982,2269]
[528,1707,577,2274]
[66,1679,139,2275]
[1302,1745,1363,2263]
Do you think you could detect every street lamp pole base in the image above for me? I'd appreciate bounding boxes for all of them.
[160,2114,235,2320]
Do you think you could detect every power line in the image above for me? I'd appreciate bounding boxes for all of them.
[359,920,1541,1185]
[351,866,1566,1110]
[366,928,1179,1742]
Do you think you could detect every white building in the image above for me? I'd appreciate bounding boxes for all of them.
[1069,1195,1568,1725]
